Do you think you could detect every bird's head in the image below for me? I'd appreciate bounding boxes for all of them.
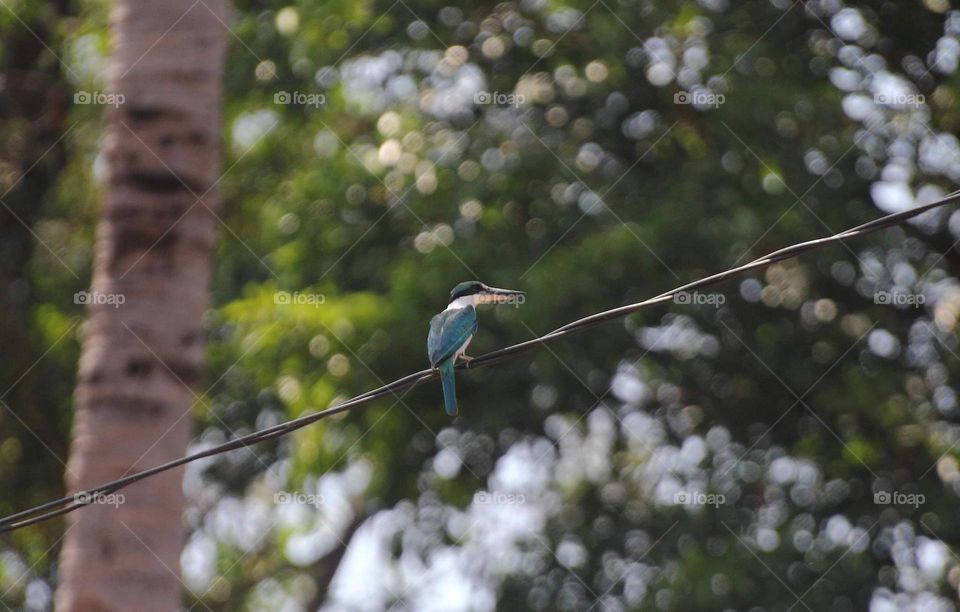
[449,281,525,306]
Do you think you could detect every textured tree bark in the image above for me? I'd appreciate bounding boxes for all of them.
[55,1,229,610]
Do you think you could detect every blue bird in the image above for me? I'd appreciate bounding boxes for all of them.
[428,281,525,416]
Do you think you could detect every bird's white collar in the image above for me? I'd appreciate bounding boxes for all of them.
[445,296,477,311]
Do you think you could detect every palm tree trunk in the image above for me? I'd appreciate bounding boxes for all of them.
[55,1,229,609]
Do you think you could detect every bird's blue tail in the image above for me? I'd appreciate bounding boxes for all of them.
[439,360,458,416]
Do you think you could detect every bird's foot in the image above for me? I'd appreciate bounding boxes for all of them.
[460,354,475,368]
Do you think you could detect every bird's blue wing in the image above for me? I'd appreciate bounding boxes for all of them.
[428,306,478,366]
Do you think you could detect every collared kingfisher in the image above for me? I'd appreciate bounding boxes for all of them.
[428,281,525,416]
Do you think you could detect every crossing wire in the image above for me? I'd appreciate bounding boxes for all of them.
[3,188,960,533]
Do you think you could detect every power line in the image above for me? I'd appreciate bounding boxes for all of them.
[3,189,960,534]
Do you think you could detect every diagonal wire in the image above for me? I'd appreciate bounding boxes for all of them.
[3,187,960,533]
